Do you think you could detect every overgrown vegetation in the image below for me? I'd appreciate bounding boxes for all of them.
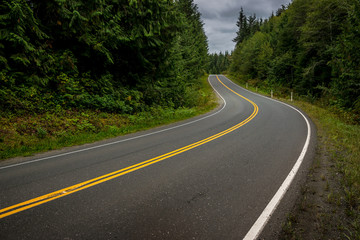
[228,0,360,123]
[0,74,216,160]
[0,0,214,159]
[207,51,230,74]
[0,0,208,116]
[280,101,360,239]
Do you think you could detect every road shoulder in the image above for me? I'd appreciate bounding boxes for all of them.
[257,106,317,239]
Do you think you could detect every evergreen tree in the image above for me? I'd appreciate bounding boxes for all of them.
[229,0,360,118]
[233,7,247,45]
[233,7,262,46]
[208,51,230,74]
[0,0,209,114]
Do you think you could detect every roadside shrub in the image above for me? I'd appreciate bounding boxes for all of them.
[36,127,47,139]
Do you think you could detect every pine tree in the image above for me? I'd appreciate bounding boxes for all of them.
[233,7,246,45]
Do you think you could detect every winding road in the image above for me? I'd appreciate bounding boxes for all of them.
[0,75,314,239]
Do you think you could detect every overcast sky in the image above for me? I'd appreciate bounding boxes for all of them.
[193,0,292,53]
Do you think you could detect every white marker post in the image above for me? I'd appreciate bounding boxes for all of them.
[271,90,273,98]
[291,92,293,102]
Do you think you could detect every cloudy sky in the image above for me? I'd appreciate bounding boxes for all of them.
[193,0,292,53]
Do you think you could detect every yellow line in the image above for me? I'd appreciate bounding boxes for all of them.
[0,75,259,219]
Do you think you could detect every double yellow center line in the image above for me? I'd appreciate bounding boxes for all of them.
[0,75,258,219]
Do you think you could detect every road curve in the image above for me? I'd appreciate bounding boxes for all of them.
[0,75,314,239]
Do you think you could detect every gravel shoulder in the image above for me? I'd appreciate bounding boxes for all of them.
[278,118,352,240]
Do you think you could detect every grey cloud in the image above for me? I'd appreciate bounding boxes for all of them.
[194,0,291,53]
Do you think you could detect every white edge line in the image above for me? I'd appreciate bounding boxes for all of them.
[0,77,226,171]
[244,104,311,240]
[218,75,312,240]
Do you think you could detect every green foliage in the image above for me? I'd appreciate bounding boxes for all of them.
[233,7,262,45]
[293,101,360,238]
[330,0,360,113]
[0,97,216,160]
[0,0,209,115]
[231,32,273,80]
[208,51,230,74]
[36,127,47,139]
[229,1,360,121]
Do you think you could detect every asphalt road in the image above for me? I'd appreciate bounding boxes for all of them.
[0,75,315,239]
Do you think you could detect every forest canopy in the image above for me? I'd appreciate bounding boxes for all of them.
[0,0,209,115]
[207,51,230,74]
[229,0,360,119]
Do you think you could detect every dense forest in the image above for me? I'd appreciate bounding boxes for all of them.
[207,51,230,74]
[229,0,360,121]
[2,0,359,119]
[0,0,208,115]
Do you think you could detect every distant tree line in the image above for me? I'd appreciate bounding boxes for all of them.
[0,0,208,115]
[207,51,230,74]
[229,0,360,119]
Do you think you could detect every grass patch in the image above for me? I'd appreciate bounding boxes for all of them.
[292,101,360,238]
[0,75,217,160]
[226,74,360,239]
